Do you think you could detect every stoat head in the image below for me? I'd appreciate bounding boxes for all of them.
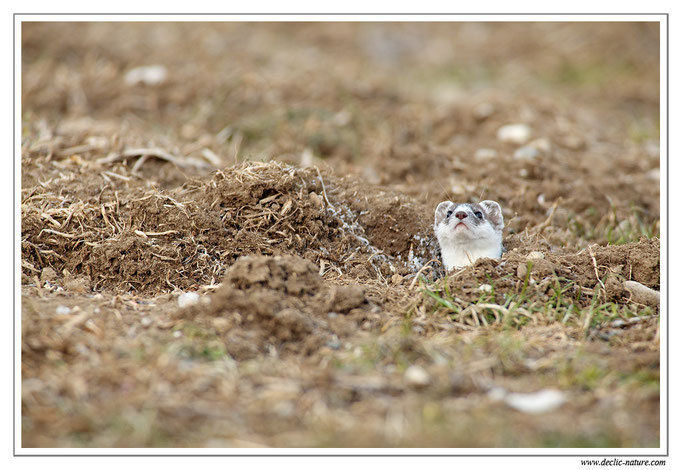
[434,200,504,244]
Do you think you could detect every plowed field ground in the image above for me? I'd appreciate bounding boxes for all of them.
[20,21,661,448]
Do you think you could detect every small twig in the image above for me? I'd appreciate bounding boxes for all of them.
[101,204,117,234]
[131,154,150,174]
[201,148,222,167]
[57,144,95,156]
[532,197,562,234]
[97,147,206,174]
[582,309,594,331]
[123,147,181,165]
[588,244,606,292]
[38,228,75,239]
[315,166,335,210]
[135,230,179,237]
[232,132,243,163]
[150,252,178,262]
[409,260,440,290]
[21,259,40,273]
[40,213,62,228]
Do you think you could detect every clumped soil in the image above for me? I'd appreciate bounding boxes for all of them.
[176,255,370,360]
[22,159,434,293]
[21,22,660,448]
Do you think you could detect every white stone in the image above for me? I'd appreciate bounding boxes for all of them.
[404,365,430,387]
[623,280,660,306]
[487,387,507,401]
[478,284,493,293]
[646,169,660,181]
[178,292,200,308]
[504,389,566,414]
[513,146,539,161]
[497,123,532,144]
[55,305,72,315]
[645,142,659,158]
[125,65,168,86]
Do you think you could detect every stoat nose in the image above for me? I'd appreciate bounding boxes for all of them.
[455,211,468,220]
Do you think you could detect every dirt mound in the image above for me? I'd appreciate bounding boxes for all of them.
[22,156,438,294]
[175,255,369,359]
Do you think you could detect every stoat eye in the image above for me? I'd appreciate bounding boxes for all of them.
[474,211,483,219]
[446,210,453,218]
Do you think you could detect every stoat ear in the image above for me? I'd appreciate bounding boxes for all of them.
[434,201,454,228]
[480,200,504,231]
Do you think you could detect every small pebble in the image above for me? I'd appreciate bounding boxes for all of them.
[404,365,430,387]
[513,146,539,161]
[55,305,71,315]
[487,387,507,401]
[472,102,495,120]
[504,389,567,414]
[517,259,556,279]
[497,123,531,144]
[124,64,167,86]
[65,277,90,293]
[623,280,660,307]
[644,142,659,158]
[178,292,200,308]
[140,316,153,327]
[309,191,323,209]
[173,330,183,338]
[526,251,545,260]
[478,284,493,293]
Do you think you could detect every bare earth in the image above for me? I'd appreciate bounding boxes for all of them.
[21,22,660,448]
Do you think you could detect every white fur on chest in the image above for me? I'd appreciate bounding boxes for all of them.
[439,236,502,271]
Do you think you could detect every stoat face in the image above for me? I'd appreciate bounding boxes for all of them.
[434,200,504,271]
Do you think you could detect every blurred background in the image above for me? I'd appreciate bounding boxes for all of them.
[22,22,659,161]
[22,21,660,243]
